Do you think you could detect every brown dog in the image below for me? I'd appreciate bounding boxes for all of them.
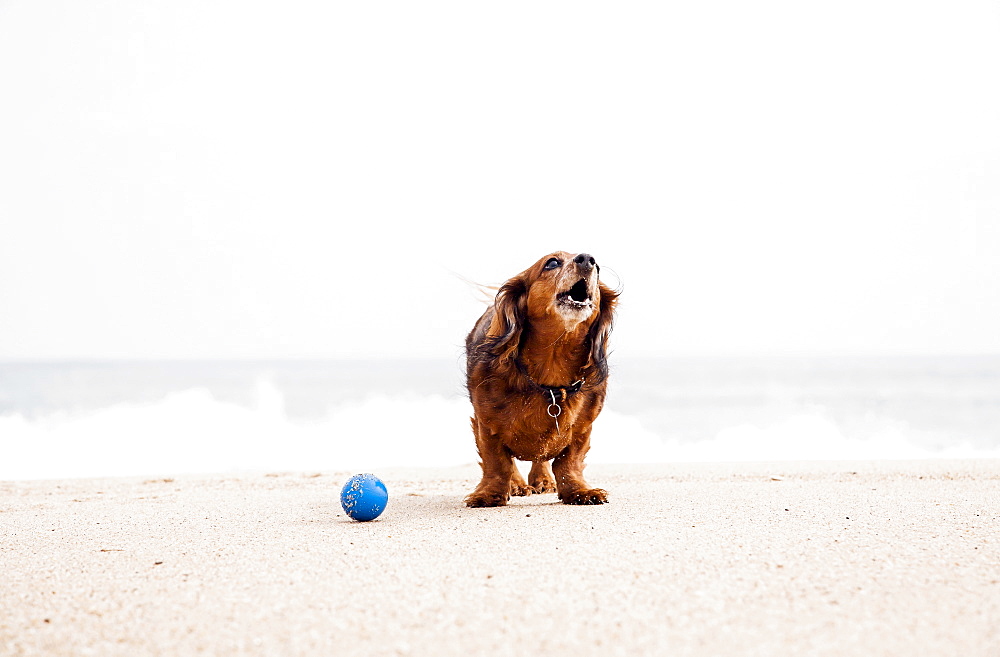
[464,251,618,507]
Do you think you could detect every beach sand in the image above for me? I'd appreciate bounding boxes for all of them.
[3,460,998,656]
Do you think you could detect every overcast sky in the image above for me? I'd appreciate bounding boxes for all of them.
[1,0,998,360]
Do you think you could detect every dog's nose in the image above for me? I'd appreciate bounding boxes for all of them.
[574,253,597,271]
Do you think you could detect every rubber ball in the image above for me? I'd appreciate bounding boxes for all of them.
[340,473,388,521]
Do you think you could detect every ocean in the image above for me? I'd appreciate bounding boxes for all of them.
[1,356,999,481]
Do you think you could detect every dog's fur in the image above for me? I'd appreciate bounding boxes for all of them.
[464,251,618,507]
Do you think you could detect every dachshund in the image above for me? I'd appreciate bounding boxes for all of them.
[464,251,618,507]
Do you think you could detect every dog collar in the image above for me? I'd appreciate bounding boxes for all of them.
[512,358,587,437]
[512,357,586,401]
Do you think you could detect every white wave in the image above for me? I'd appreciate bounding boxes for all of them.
[591,410,1000,463]
[0,380,477,480]
[2,380,997,481]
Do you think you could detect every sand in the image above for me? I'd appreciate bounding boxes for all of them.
[2,460,999,656]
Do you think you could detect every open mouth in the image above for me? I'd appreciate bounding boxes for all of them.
[557,279,593,309]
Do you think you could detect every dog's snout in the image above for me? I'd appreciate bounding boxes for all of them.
[574,253,597,271]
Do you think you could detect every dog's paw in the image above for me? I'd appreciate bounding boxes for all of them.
[465,491,510,508]
[560,488,608,505]
[528,479,557,494]
[510,481,533,497]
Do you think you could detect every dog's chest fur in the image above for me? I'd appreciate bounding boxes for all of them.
[473,381,605,461]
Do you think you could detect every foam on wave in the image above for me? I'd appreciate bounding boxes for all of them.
[1,379,996,481]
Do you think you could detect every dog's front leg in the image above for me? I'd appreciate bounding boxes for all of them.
[552,427,608,505]
[465,418,516,507]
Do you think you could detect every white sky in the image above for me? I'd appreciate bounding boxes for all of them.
[1,0,998,360]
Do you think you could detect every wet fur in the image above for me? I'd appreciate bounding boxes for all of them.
[464,251,618,507]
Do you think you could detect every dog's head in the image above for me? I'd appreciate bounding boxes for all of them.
[485,251,618,381]
[526,252,603,328]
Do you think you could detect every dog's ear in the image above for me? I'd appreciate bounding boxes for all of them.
[587,282,619,383]
[485,275,529,361]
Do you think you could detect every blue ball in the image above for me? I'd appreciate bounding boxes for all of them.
[340,473,388,521]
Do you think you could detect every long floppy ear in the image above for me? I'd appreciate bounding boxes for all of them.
[587,282,619,384]
[484,275,528,362]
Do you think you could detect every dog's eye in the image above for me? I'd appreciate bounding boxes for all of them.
[544,258,562,271]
